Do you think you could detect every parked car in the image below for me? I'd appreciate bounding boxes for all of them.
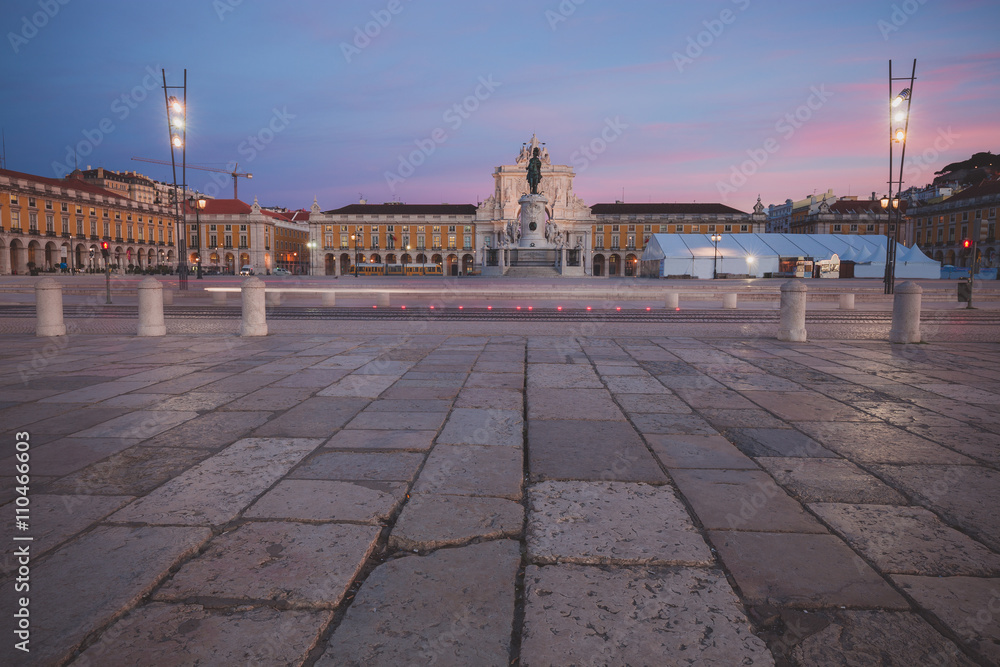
[239,265,255,276]
[272,267,291,276]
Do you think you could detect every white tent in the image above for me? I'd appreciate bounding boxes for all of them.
[640,233,939,279]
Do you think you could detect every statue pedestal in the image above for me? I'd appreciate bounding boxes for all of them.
[518,194,548,248]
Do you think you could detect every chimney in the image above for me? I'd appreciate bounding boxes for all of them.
[871,191,876,201]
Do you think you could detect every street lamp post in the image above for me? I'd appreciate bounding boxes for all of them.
[188,195,206,279]
[162,68,188,290]
[351,234,358,277]
[884,59,917,295]
[711,233,722,279]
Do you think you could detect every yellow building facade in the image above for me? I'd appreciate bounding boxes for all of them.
[1,168,177,274]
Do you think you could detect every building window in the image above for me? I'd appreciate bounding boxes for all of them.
[740,225,749,232]
[61,216,69,234]
[9,194,17,205]
[595,234,604,248]
[340,234,348,248]
[29,212,38,231]
[47,214,55,233]
[626,235,635,249]
[463,234,471,249]
[612,225,619,232]
[867,224,875,232]
[432,235,441,249]
[224,235,232,248]
[45,200,53,210]
[60,202,68,212]
[833,224,842,232]
[76,219,84,235]
[850,224,858,232]
[417,234,425,249]
[724,224,732,232]
[448,234,456,248]
[209,235,217,247]
[611,236,620,249]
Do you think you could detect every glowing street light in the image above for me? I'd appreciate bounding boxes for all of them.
[710,233,722,279]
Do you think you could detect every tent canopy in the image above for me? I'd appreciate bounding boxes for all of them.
[640,233,939,279]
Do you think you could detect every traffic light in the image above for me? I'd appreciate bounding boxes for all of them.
[100,241,110,259]
[963,239,971,249]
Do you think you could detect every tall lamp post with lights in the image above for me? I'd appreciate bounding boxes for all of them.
[883,59,916,295]
[711,233,722,279]
[162,69,188,290]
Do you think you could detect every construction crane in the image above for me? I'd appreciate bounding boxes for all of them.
[131,157,252,199]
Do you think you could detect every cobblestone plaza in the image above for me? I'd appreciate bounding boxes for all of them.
[2,277,1000,665]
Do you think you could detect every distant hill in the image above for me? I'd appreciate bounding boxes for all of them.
[933,151,998,186]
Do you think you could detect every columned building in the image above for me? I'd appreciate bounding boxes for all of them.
[0,168,176,275]
[911,178,1000,269]
[311,202,477,277]
[183,197,276,274]
[306,134,766,277]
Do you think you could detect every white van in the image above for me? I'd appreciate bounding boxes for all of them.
[239,265,254,276]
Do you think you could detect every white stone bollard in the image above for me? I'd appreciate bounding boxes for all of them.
[889,281,922,344]
[322,291,337,307]
[212,290,227,305]
[839,293,855,310]
[240,277,268,337]
[35,278,66,337]
[723,293,738,309]
[161,288,174,305]
[137,277,166,337]
[778,280,807,342]
[376,292,390,307]
[664,291,679,309]
[265,290,282,307]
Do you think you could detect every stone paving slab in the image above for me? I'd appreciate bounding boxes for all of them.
[795,421,976,464]
[756,457,907,504]
[155,522,379,607]
[435,407,524,447]
[389,494,524,551]
[345,409,449,431]
[320,540,519,666]
[647,433,758,469]
[526,387,625,421]
[787,610,976,667]
[253,397,369,438]
[810,503,1000,576]
[12,525,210,666]
[139,410,273,449]
[0,493,132,561]
[109,438,323,526]
[527,481,712,566]
[324,428,438,451]
[724,427,837,458]
[45,445,210,496]
[71,409,200,440]
[528,420,667,483]
[868,464,1000,552]
[520,564,773,666]
[412,444,523,500]
[709,531,909,609]
[291,451,425,482]
[4,435,142,477]
[670,469,827,533]
[75,604,333,666]
[892,575,1000,665]
[245,479,406,523]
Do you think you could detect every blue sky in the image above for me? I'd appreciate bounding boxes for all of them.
[2,0,998,213]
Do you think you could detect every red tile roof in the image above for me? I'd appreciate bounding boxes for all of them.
[591,203,748,215]
[828,199,907,214]
[945,177,1000,202]
[184,198,252,215]
[326,203,477,215]
[0,168,130,201]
